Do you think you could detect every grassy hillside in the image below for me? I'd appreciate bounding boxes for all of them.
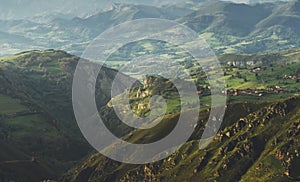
[179,0,300,54]
[0,50,133,181]
[61,48,300,181]
[61,96,300,182]
[0,48,299,181]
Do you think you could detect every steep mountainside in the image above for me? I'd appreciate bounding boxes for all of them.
[0,50,133,181]
[181,1,274,36]
[0,48,299,181]
[60,49,300,181]
[62,96,300,181]
[180,0,300,54]
[50,3,191,38]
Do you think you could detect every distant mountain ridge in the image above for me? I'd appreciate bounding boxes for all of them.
[180,0,300,53]
[1,0,300,56]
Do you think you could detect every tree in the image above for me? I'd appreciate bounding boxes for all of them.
[236,71,242,78]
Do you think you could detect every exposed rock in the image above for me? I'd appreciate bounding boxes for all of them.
[225,131,231,138]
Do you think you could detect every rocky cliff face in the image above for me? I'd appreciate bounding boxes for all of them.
[61,93,300,181]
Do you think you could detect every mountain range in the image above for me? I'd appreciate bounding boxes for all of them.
[0,47,299,181]
[62,96,300,181]
[1,0,300,56]
[60,48,299,181]
[0,0,300,181]
[0,0,289,20]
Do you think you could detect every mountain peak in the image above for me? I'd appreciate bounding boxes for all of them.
[287,0,300,12]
